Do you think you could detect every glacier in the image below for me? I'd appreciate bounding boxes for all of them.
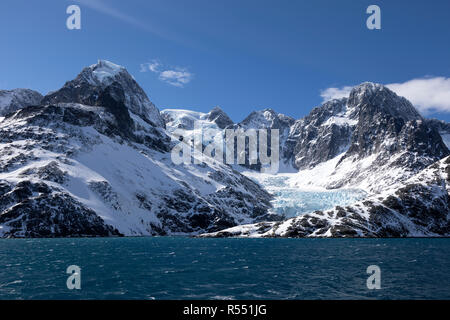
[243,173,367,218]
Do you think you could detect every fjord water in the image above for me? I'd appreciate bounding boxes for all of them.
[0,238,449,300]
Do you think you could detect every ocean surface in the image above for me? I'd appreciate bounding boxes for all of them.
[0,237,449,300]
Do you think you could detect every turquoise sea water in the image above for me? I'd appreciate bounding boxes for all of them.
[0,238,449,300]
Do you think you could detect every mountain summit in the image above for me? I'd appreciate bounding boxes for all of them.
[42,60,165,127]
[282,82,449,191]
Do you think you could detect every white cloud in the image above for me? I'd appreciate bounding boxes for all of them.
[320,77,450,114]
[386,77,450,114]
[140,60,193,88]
[320,86,354,101]
[140,61,161,73]
[159,70,192,87]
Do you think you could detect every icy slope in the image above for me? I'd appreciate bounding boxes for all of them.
[161,107,232,134]
[161,107,234,154]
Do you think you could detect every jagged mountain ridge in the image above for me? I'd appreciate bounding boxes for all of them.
[1,60,449,238]
[282,83,449,192]
[0,61,276,238]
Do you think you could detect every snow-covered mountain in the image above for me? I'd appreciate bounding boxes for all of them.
[226,108,296,171]
[284,83,449,192]
[283,98,356,170]
[1,60,449,238]
[200,83,450,237]
[0,61,276,238]
[0,89,42,116]
[162,106,233,132]
[42,60,165,128]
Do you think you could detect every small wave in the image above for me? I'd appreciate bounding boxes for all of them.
[212,295,235,300]
[0,280,23,288]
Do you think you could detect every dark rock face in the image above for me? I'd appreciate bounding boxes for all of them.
[206,106,234,129]
[0,89,43,116]
[285,98,355,169]
[287,83,449,172]
[427,118,450,133]
[42,60,165,127]
[0,180,120,238]
[281,83,450,191]
[94,83,135,139]
[331,84,449,189]
[343,83,437,160]
[39,61,171,152]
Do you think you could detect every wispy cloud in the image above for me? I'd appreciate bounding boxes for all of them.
[320,77,450,114]
[141,60,193,88]
[159,70,192,88]
[140,60,161,73]
[320,86,354,101]
[73,0,181,43]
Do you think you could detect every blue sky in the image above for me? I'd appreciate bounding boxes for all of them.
[0,0,449,121]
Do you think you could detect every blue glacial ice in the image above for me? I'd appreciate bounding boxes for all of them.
[254,175,367,218]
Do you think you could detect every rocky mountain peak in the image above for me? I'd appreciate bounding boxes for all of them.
[239,108,295,130]
[70,60,129,87]
[0,88,43,116]
[344,82,431,160]
[348,82,422,122]
[42,60,165,128]
[206,106,234,129]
